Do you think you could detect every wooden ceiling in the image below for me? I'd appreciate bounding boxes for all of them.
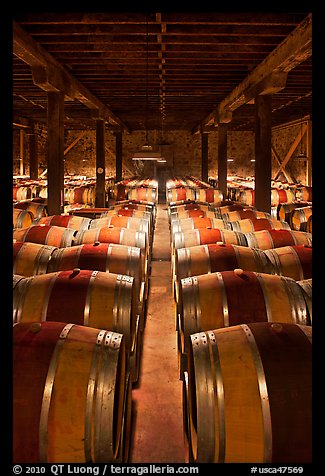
[13,12,312,133]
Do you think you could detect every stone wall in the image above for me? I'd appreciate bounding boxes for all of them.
[13,122,311,185]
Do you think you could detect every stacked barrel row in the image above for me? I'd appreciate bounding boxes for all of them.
[167,179,312,464]
[223,175,313,234]
[110,177,158,204]
[14,176,118,209]
[166,176,224,205]
[13,193,157,464]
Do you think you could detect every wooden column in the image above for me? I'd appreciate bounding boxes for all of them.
[19,129,25,176]
[95,118,106,207]
[201,131,209,182]
[306,119,312,186]
[29,123,38,179]
[254,95,272,213]
[115,131,123,182]
[218,124,228,199]
[47,92,64,215]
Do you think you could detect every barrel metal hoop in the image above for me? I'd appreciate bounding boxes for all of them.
[207,331,225,462]
[204,244,211,274]
[255,273,273,323]
[41,273,60,323]
[241,324,272,463]
[39,323,75,462]
[282,277,309,326]
[192,332,216,462]
[290,246,305,281]
[216,272,229,327]
[94,331,124,462]
[264,249,282,276]
[84,271,98,326]
[105,243,113,273]
[84,329,106,462]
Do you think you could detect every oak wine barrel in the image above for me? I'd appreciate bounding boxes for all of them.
[13,241,58,277]
[244,229,312,250]
[13,321,127,463]
[229,217,291,233]
[178,270,311,375]
[13,209,34,229]
[33,214,91,232]
[47,242,147,330]
[13,270,138,367]
[13,225,76,248]
[290,206,312,231]
[170,217,228,236]
[185,322,312,462]
[264,245,312,281]
[13,200,48,220]
[173,243,272,303]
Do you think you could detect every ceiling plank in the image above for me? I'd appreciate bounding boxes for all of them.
[13,21,129,132]
[193,14,312,133]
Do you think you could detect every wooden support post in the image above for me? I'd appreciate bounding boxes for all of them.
[201,131,209,182]
[218,124,228,198]
[29,123,38,179]
[255,95,272,213]
[95,118,106,207]
[306,120,312,186]
[19,129,25,176]
[115,131,123,182]
[47,92,64,215]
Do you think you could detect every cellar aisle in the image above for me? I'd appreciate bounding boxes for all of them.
[130,201,185,463]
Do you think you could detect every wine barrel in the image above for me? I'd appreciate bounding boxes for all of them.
[13,200,48,220]
[173,243,272,304]
[290,206,312,231]
[169,209,219,223]
[166,187,196,204]
[13,208,34,229]
[296,186,312,202]
[127,186,157,203]
[170,217,228,236]
[306,214,312,233]
[13,270,138,374]
[238,189,254,206]
[172,228,247,252]
[264,245,312,281]
[271,188,296,206]
[68,185,95,206]
[186,322,312,462]
[13,241,58,276]
[13,185,32,201]
[33,214,91,232]
[178,270,311,375]
[214,203,256,218]
[101,208,153,232]
[194,188,223,204]
[229,217,291,233]
[90,215,151,240]
[297,278,312,323]
[13,321,127,463]
[275,202,311,223]
[245,229,312,250]
[47,242,147,330]
[13,225,76,248]
[73,227,149,274]
[221,209,270,222]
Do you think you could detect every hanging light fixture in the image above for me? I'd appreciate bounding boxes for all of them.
[132,13,164,162]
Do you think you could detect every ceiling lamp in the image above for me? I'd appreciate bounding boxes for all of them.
[131,13,164,163]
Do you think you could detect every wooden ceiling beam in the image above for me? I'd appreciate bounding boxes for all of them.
[192,14,312,134]
[13,21,129,132]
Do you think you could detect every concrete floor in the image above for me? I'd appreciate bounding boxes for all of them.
[130,200,185,463]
